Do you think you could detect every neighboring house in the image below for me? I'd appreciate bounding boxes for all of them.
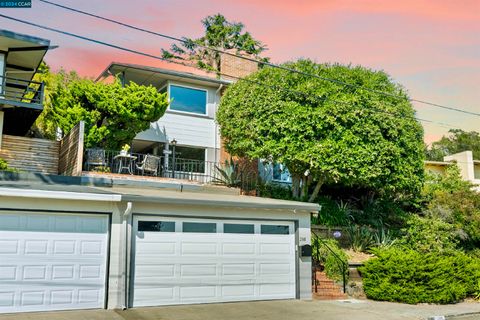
[425,150,480,191]
[0,31,318,314]
[0,29,50,146]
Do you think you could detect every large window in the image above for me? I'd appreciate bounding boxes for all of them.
[169,84,207,115]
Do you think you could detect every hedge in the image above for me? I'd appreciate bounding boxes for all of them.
[360,247,480,304]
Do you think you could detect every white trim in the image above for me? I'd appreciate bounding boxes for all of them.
[167,81,208,116]
[0,187,122,202]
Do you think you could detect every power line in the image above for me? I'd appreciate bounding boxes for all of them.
[37,0,480,118]
[0,13,460,130]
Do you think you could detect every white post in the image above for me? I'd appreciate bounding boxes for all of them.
[0,52,4,96]
[0,111,4,149]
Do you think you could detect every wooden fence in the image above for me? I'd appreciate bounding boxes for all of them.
[58,121,84,176]
[0,135,59,174]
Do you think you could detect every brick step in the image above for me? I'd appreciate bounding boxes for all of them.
[312,271,347,300]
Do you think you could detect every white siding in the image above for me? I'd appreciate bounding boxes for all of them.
[136,113,217,148]
[134,80,221,150]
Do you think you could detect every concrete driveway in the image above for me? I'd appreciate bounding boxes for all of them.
[1,300,480,320]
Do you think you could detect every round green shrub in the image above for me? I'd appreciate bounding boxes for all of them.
[360,247,480,304]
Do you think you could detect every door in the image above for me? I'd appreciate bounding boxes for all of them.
[131,216,296,307]
[0,212,109,313]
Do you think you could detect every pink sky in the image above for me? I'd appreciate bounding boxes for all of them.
[2,0,479,143]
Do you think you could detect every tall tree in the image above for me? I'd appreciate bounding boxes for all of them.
[161,14,267,73]
[217,59,425,202]
[34,65,169,149]
[425,129,480,161]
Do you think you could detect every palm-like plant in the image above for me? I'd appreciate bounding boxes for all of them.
[212,158,241,187]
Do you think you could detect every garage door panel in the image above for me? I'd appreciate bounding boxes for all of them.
[259,283,294,296]
[181,242,217,255]
[221,284,255,297]
[132,216,296,307]
[0,212,108,314]
[222,263,255,276]
[222,242,256,254]
[135,242,175,255]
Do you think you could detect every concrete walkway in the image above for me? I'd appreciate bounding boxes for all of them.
[1,300,480,320]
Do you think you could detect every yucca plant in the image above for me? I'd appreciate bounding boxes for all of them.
[347,224,375,252]
[373,227,397,249]
[212,158,241,187]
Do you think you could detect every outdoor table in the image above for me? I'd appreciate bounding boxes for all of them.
[114,154,137,174]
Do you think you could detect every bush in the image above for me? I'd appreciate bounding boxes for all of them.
[314,197,353,226]
[257,182,293,200]
[0,158,8,171]
[398,215,459,253]
[360,247,480,304]
[422,165,480,249]
[0,158,17,172]
[312,237,348,282]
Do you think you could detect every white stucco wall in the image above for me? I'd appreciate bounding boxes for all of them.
[444,151,475,181]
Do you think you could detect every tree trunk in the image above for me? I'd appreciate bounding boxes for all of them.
[300,175,311,200]
[308,179,323,203]
[291,175,301,199]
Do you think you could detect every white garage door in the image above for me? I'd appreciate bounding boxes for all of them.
[0,212,109,313]
[131,216,296,307]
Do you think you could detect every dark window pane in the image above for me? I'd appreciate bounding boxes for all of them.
[170,85,207,114]
[174,145,205,162]
[183,222,216,233]
[261,225,289,235]
[171,145,205,173]
[138,221,175,232]
[224,223,254,234]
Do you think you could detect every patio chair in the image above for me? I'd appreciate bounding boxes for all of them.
[85,148,106,171]
[136,154,161,176]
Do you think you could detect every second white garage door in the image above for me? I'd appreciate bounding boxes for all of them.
[131,216,296,307]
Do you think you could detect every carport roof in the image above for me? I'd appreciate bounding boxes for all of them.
[0,181,320,212]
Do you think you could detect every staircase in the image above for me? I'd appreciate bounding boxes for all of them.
[312,271,348,300]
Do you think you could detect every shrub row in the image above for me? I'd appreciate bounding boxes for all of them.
[360,247,480,304]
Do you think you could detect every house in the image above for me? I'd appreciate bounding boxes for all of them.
[0,30,59,174]
[425,150,480,191]
[97,63,232,169]
[0,30,318,314]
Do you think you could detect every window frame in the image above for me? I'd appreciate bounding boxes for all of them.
[167,82,208,116]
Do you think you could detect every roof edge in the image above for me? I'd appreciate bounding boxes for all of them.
[0,29,50,47]
[96,62,233,85]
